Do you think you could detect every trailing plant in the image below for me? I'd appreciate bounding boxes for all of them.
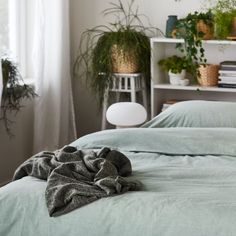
[158,55,190,74]
[73,0,162,105]
[1,58,37,136]
[175,11,213,79]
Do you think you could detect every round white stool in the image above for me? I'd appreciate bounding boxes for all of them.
[106,102,147,128]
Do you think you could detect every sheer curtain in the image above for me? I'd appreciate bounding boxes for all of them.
[31,0,77,153]
[0,66,2,107]
[9,0,77,153]
[0,0,9,112]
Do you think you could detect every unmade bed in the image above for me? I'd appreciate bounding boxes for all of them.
[1,101,236,236]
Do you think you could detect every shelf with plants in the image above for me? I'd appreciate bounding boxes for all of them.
[151,37,236,117]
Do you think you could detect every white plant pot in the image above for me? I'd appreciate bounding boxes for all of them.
[168,70,186,85]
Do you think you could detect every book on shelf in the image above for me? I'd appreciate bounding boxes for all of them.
[220,61,236,67]
[218,81,236,85]
[218,83,236,88]
[220,61,236,71]
[218,77,236,83]
[219,71,236,76]
[220,67,236,71]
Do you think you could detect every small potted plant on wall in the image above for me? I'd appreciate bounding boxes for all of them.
[158,55,190,86]
[73,0,162,105]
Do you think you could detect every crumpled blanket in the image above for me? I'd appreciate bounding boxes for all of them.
[13,146,141,217]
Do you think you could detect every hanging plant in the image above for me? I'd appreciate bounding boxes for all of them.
[1,58,37,136]
[175,11,213,79]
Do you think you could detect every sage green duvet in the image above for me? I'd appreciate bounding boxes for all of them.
[1,128,236,236]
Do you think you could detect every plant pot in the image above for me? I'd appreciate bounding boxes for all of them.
[168,70,186,85]
[111,44,139,73]
[198,64,219,86]
[196,20,214,40]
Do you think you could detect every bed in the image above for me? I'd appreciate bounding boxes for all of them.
[1,100,236,236]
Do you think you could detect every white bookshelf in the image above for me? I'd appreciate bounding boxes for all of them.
[151,37,236,118]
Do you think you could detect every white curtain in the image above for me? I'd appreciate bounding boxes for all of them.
[31,0,77,153]
[0,64,2,107]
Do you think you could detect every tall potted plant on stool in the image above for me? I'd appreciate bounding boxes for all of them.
[73,0,162,105]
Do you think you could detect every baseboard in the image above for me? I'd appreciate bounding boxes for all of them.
[0,180,10,187]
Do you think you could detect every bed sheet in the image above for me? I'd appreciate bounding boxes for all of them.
[1,128,236,236]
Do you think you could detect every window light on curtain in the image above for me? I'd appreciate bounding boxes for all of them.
[5,0,77,152]
[0,0,9,109]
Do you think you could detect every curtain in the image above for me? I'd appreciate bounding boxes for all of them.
[0,0,9,111]
[31,0,77,153]
[0,65,2,107]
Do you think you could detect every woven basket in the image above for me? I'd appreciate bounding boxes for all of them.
[111,44,139,73]
[198,64,219,86]
[196,20,214,40]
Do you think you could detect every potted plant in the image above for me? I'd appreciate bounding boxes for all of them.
[73,0,162,105]
[175,11,214,80]
[158,55,190,85]
[208,0,236,39]
[1,57,36,136]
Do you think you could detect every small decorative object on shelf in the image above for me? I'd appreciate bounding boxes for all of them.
[158,55,190,86]
[166,15,178,38]
[197,64,220,86]
[218,61,236,88]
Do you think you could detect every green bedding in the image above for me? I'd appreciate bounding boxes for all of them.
[1,128,236,236]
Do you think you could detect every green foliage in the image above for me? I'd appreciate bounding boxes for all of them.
[73,0,162,105]
[212,0,236,12]
[1,58,37,136]
[209,0,236,38]
[175,11,211,79]
[158,55,190,74]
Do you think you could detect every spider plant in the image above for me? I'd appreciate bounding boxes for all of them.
[73,0,162,105]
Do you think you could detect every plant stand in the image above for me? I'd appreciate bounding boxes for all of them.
[101,73,148,130]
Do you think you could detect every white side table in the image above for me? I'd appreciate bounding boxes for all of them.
[101,73,148,130]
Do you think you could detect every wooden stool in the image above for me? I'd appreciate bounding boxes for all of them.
[101,73,148,130]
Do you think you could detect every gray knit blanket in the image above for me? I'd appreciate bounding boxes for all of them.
[13,146,141,217]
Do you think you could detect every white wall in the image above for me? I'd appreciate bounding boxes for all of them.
[70,0,205,136]
[0,99,34,184]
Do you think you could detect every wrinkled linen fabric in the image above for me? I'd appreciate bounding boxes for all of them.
[13,146,140,217]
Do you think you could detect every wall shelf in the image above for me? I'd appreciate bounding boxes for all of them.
[151,37,236,45]
[150,37,236,118]
[153,84,236,93]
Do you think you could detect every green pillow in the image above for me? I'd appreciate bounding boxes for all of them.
[142,100,236,128]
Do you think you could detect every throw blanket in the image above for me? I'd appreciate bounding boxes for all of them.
[13,146,140,217]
